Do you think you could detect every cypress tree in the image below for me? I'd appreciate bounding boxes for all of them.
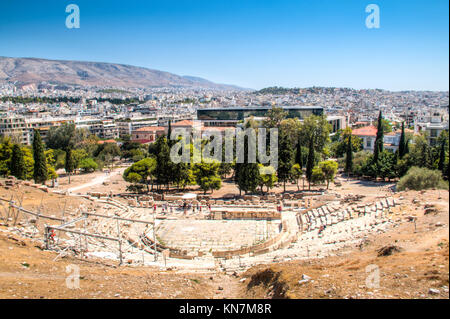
[277,129,294,192]
[234,160,241,195]
[167,120,172,137]
[306,136,315,190]
[154,136,172,190]
[236,135,260,194]
[398,122,406,158]
[404,137,410,155]
[345,132,353,175]
[10,144,26,180]
[167,120,173,147]
[65,148,75,184]
[32,130,47,184]
[373,110,384,163]
[295,137,302,169]
[438,139,446,173]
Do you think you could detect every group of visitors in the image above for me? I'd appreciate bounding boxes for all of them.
[151,201,212,216]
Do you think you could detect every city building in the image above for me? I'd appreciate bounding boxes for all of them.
[0,116,73,145]
[131,126,165,143]
[352,125,377,151]
[116,117,158,138]
[197,106,324,127]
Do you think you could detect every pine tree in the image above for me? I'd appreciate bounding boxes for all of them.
[193,161,222,194]
[10,144,26,180]
[398,122,406,158]
[345,132,353,175]
[306,136,315,190]
[65,148,75,184]
[32,130,47,184]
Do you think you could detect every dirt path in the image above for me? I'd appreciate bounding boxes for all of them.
[67,168,124,193]
[208,273,244,299]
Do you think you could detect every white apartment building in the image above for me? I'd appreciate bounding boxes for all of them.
[75,118,119,140]
[414,110,449,146]
[0,116,74,144]
[116,117,158,138]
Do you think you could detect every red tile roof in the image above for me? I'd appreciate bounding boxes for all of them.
[97,139,117,144]
[135,126,165,132]
[172,120,194,126]
[132,139,154,144]
[352,125,377,137]
[201,126,235,132]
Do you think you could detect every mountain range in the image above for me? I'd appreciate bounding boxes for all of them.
[0,57,246,91]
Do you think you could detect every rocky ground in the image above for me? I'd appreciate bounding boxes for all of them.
[241,190,449,299]
[0,178,448,299]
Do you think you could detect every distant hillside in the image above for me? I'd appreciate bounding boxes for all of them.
[254,86,449,95]
[254,86,360,95]
[0,57,245,91]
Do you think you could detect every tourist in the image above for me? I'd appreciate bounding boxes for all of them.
[49,229,56,244]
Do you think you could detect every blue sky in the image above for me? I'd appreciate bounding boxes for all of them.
[0,0,448,90]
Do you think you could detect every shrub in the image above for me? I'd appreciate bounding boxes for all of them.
[352,151,372,176]
[397,166,448,191]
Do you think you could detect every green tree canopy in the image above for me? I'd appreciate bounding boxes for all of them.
[299,114,332,154]
[258,164,278,194]
[263,106,288,128]
[0,137,13,176]
[79,158,98,173]
[193,159,222,194]
[123,157,157,192]
[318,160,339,189]
[290,163,303,191]
[46,123,88,150]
